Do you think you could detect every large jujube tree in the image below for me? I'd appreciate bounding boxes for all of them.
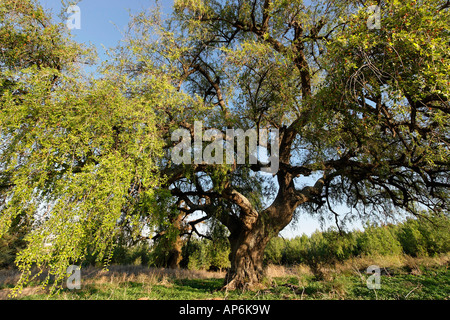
[116,0,448,289]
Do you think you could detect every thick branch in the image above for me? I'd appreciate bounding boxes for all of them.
[221,186,259,231]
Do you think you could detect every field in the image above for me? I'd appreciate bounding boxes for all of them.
[1,254,448,300]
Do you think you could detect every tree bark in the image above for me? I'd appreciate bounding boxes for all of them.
[222,199,295,290]
[223,218,271,290]
[221,174,325,290]
[167,235,183,269]
[167,211,185,269]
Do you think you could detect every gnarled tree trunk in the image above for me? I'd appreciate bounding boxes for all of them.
[223,219,270,290]
[167,235,183,269]
[221,177,325,290]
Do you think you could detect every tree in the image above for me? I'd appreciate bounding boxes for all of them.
[1,0,448,294]
[0,0,171,294]
[116,0,448,290]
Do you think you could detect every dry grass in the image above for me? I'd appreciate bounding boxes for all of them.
[265,264,313,279]
[337,253,450,274]
[0,286,45,300]
[265,253,450,280]
[263,254,449,300]
[0,264,226,300]
[81,265,226,284]
[0,264,226,299]
[0,265,225,286]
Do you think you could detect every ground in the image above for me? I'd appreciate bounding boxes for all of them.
[0,254,448,300]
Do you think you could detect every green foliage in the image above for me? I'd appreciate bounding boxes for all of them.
[110,242,152,266]
[183,238,211,270]
[397,214,450,256]
[0,0,171,295]
[0,213,30,268]
[181,235,230,271]
[316,0,450,217]
[357,224,403,256]
[264,236,286,265]
[208,224,231,271]
[0,0,92,72]
[148,226,183,268]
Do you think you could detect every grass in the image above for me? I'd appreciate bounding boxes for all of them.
[0,254,448,300]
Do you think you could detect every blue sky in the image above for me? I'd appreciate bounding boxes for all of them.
[40,0,165,62]
[37,0,363,237]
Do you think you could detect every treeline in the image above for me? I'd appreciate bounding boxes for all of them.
[1,214,449,271]
[104,235,231,271]
[184,214,449,272]
[113,214,449,272]
[265,215,449,267]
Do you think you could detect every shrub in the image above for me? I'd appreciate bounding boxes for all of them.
[184,238,210,270]
[181,236,230,271]
[322,229,359,261]
[397,214,450,256]
[397,219,428,256]
[264,237,285,265]
[284,235,308,265]
[419,214,450,255]
[357,223,403,256]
